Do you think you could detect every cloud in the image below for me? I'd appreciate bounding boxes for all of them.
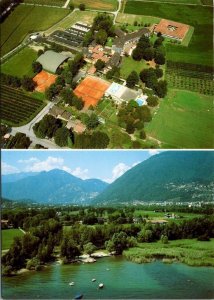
[62,166,89,180]
[24,156,64,172]
[18,156,89,180]
[105,161,141,183]
[1,162,20,175]
[148,150,160,156]
[18,157,39,164]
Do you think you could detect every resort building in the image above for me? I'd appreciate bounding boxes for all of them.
[154,19,189,41]
[37,50,69,74]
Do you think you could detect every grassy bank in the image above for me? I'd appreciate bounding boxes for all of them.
[2,229,24,250]
[123,239,214,267]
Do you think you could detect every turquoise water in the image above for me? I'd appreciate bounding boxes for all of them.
[2,257,214,299]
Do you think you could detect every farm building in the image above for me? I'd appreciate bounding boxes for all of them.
[112,28,150,54]
[105,82,141,104]
[37,50,69,73]
[154,19,189,41]
[74,76,110,108]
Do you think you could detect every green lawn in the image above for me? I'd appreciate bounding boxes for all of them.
[1,47,37,77]
[124,239,214,267]
[146,89,214,149]
[2,229,24,250]
[134,210,202,220]
[116,12,161,25]
[0,5,69,56]
[120,56,148,79]
[130,0,202,3]
[124,2,213,66]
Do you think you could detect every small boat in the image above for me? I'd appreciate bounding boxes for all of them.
[74,294,83,299]
[106,268,110,271]
[69,282,75,286]
[92,278,96,282]
[99,283,104,289]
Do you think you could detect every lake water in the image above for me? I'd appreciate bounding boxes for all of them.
[2,257,214,299]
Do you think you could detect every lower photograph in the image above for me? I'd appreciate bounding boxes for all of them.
[1,150,214,300]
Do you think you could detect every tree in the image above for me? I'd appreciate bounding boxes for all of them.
[60,87,73,105]
[85,113,99,130]
[95,59,105,71]
[91,131,110,148]
[72,95,84,110]
[54,127,71,147]
[33,115,62,139]
[146,95,158,107]
[154,36,164,48]
[32,61,42,74]
[155,80,167,98]
[69,3,74,10]
[154,51,165,65]
[160,234,168,244]
[132,47,143,61]
[126,71,139,88]
[83,242,96,256]
[95,29,108,45]
[143,47,155,61]
[55,75,65,87]
[83,31,94,47]
[140,68,157,89]
[126,122,135,134]
[140,130,146,140]
[21,76,35,91]
[105,232,129,255]
[79,3,85,10]
[37,49,44,57]
[155,67,163,78]
[60,237,80,260]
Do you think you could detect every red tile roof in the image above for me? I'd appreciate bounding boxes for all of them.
[154,19,189,40]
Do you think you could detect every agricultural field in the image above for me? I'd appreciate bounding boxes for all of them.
[124,1,213,66]
[0,5,69,56]
[2,229,24,250]
[1,85,45,127]
[23,0,66,6]
[166,61,214,95]
[1,47,37,78]
[145,89,214,149]
[45,10,97,35]
[134,210,203,220]
[71,0,118,11]
[125,0,208,5]
[116,12,161,26]
[124,239,214,267]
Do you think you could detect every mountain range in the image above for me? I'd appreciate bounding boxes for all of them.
[1,169,108,204]
[2,151,214,205]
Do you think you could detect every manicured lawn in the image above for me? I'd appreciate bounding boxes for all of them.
[0,5,69,56]
[120,56,148,79]
[124,239,214,267]
[2,229,24,250]
[134,210,202,220]
[146,89,214,149]
[72,0,118,11]
[1,47,37,77]
[124,2,213,66]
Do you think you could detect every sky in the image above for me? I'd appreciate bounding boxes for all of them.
[1,150,161,183]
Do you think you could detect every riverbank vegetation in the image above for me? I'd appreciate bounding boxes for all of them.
[1,204,214,275]
[124,239,214,267]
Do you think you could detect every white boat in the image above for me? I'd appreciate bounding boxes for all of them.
[92,278,96,282]
[69,282,75,286]
[99,283,104,289]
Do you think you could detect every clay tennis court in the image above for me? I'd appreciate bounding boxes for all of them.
[33,70,57,92]
[74,76,110,108]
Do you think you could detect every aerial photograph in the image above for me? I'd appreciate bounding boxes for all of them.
[1,150,214,299]
[0,0,213,149]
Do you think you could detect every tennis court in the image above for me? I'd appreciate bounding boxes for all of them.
[74,76,110,108]
[33,70,57,92]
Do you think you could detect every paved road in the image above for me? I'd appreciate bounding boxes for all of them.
[11,100,63,149]
[63,0,70,8]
